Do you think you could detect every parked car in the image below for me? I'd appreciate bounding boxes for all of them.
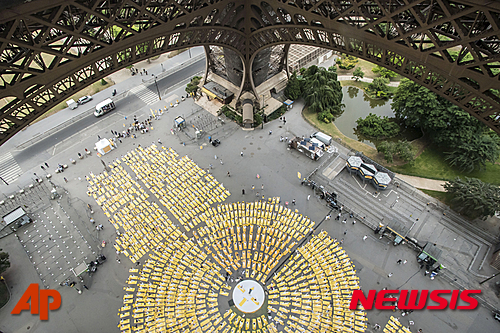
[77,95,93,105]
[494,312,500,322]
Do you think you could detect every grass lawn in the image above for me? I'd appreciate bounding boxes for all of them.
[390,145,500,185]
[31,77,115,124]
[420,189,455,207]
[0,279,9,308]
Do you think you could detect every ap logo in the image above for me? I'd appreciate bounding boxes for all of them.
[11,284,61,320]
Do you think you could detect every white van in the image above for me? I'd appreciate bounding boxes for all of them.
[66,99,78,110]
[311,131,332,146]
[94,98,115,117]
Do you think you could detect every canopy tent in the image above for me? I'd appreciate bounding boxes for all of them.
[95,138,113,155]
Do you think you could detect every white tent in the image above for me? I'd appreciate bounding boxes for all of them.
[95,138,113,155]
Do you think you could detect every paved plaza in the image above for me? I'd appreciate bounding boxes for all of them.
[0,51,499,333]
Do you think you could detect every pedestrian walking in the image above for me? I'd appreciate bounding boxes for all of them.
[158,138,162,144]
[269,130,272,135]
[136,261,140,266]
[340,238,344,244]
[83,285,89,290]
[403,259,407,264]
[352,220,356,224]
[116,257,121,263]
[342,218,347,223]
[220,159,224,165]
[97,135,101,140]
[292,199,296,205]
[307,194,310,200]
[397,259,403,264]
[251,185,255,190]
[63,177,68,183]
[242,189,245,195]
[209,164,213,169]
[41,165,45,170]
[325,215,331,220]
[227,171,230,177]
[45,162,49,168]
[363,235,368,241]
[240,151,243,157]
[256,192,259,197]
[98,224,103,230]
[96,225,100,231]
[388,272,393,278]
[336,213,341,220]
[215,155,217,160]
[261,184,264,190]
[343,230,347,235]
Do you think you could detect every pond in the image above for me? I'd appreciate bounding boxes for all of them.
[334,86,420,147]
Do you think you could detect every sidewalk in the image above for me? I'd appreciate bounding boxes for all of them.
[396,173,446,192]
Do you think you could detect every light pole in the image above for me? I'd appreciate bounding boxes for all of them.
[154,76,161,100]
[188,47,192,58]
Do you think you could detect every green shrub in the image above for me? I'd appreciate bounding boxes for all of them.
[336,54,358,70]
[356,113,400,139]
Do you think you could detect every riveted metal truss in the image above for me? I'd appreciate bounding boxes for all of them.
[0,0,499,145]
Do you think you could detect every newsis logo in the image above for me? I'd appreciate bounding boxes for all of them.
[349,289,481,310]
[11,284,62,320]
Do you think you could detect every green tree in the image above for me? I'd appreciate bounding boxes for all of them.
[395,140,416,164]
[372,65,397,79]
[352,67,364,82]
[185,76,202,95]
[377,141,395,163]
[100,78,107,85]
[302,65,344,122]
[367,77,390,98]
[445,133,500,172]
[0,251,9,275]
[444,177,500,218]
[377,140,415,164]
[391,79,485,148]
[284,72,302,100]
[356,113,400,139]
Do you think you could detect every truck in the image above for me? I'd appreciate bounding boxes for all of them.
[289,137,324,160]
[94,98,115,117]
[66,99,78,110]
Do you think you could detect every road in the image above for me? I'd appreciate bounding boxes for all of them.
[13,57,205,167]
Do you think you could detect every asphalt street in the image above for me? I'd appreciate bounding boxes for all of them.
[12,58,205,169]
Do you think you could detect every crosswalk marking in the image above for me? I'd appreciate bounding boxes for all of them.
[0,152,22,184]
[130,85,159,105]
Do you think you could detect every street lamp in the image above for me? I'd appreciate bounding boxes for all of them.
[154,76,161,100]
[188,47,192,58]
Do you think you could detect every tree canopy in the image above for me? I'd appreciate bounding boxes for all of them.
[372,65,397,79]
[445,134,500,172]
[444,177,500,218]
[336,54,358,70]
[185,76,202,95]
[352,67,364,81]
[284,71,302,100]
[356,113,400,139]
[367,77,390,98]
[391,78,498,172]
[377,140,416,164]
[302,65,344,123]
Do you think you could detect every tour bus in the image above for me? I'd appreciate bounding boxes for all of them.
[94,98,115,117]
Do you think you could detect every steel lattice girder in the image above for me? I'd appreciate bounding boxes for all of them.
[0,0,499,146]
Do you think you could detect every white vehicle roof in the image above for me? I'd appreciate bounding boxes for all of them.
[95,98,114,110]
